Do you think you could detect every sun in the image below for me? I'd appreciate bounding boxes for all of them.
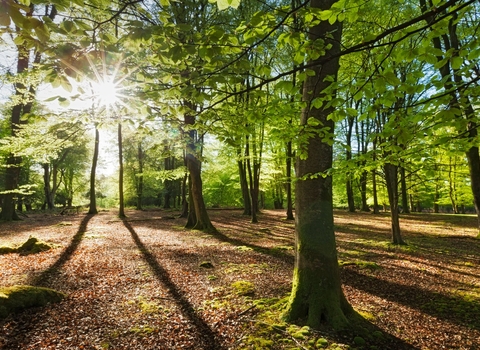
[93,78,120,108]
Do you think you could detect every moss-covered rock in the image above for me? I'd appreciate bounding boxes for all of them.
[17,237,55,255]
[0,246,17,255]
[0,285,65,319]
[0,237,58,256]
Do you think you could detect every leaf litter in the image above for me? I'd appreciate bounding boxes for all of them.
[0,209,479,349]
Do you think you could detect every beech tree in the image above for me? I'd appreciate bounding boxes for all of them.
[283,0,354,329]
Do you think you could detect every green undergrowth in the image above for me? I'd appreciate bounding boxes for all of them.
[238,296,389,349]
[0,285,65,319]
[0,237,59,256]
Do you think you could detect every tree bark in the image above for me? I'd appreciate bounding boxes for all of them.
[42,164,54,209]
[345,116,355,212]
[0,38,29,221]
[184,112,215,232]
[400,166,409,213]
[284,0,352,329]
[136,143,144,210]
[237,155,252,215]
[286,141,294,220]
[118,123,125,218]
[384,163,405,245]
[88,127,99,215]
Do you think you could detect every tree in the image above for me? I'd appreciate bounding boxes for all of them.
[284,0,353,329]
[0,4,56,220]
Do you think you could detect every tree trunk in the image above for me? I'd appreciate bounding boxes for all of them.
[187,155,215,231]
[0,5,56,221]
[180,172,189,218]
[0,38,30,221]
[360,172,369,212]
[118,123,125,218]
[284,0,352,329]
[346,117,355,212]
[184,112,215,232]
[43,164,54,210]
[88,127,99,215]
[286,141,294,220]
[185,175,196,227]
[246,135,258,223]
[384,163,405,245]
[237,153,251,215]
[400,166,409,213]
[420,0,480,234]
[372,137,379,214]
[136,143,144,210]
[434,186,439,213]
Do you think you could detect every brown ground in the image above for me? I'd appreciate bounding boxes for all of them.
[0,209,479,349]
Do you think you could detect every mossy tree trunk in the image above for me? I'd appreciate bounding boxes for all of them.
[284,0,353,330]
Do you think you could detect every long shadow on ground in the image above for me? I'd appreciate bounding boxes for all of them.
[30,214,93,287]
[342,267,480,332]
[123,220,222,350]
[1,214,93,350]
[209,229,295,264]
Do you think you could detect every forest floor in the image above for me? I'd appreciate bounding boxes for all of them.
[0,208,479,350]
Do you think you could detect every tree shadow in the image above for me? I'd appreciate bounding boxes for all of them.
[123,220,222,350]
[30,214,93,287]
[342,267,480,332]
[209,229,295,264]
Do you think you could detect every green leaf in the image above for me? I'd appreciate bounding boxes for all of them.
[0,3,10,26]
[346,108,357,117]
[451,56,463,70]
[34,23,50,43]
[320,10,332,20]
[274,81,294,94]
[9,6,25,29]
[311,98,323,109]
[216,0,241,10]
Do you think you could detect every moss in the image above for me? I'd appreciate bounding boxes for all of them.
[18,237,57,255]
[236,245,253,252]
[199,261,214,268]
[231,280,255,296]
[372,331,384,339]
[316,337,329,348]
[356,309,376,321]
[0,246,17,255]
[0,237,59,256]
[339,260,380,270]
[245,335,274,348]
[0,285,65,319]
[129,325,157,336]
[353,336,366,346]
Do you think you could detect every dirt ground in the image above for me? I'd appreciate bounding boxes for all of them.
[0,208,479,349]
